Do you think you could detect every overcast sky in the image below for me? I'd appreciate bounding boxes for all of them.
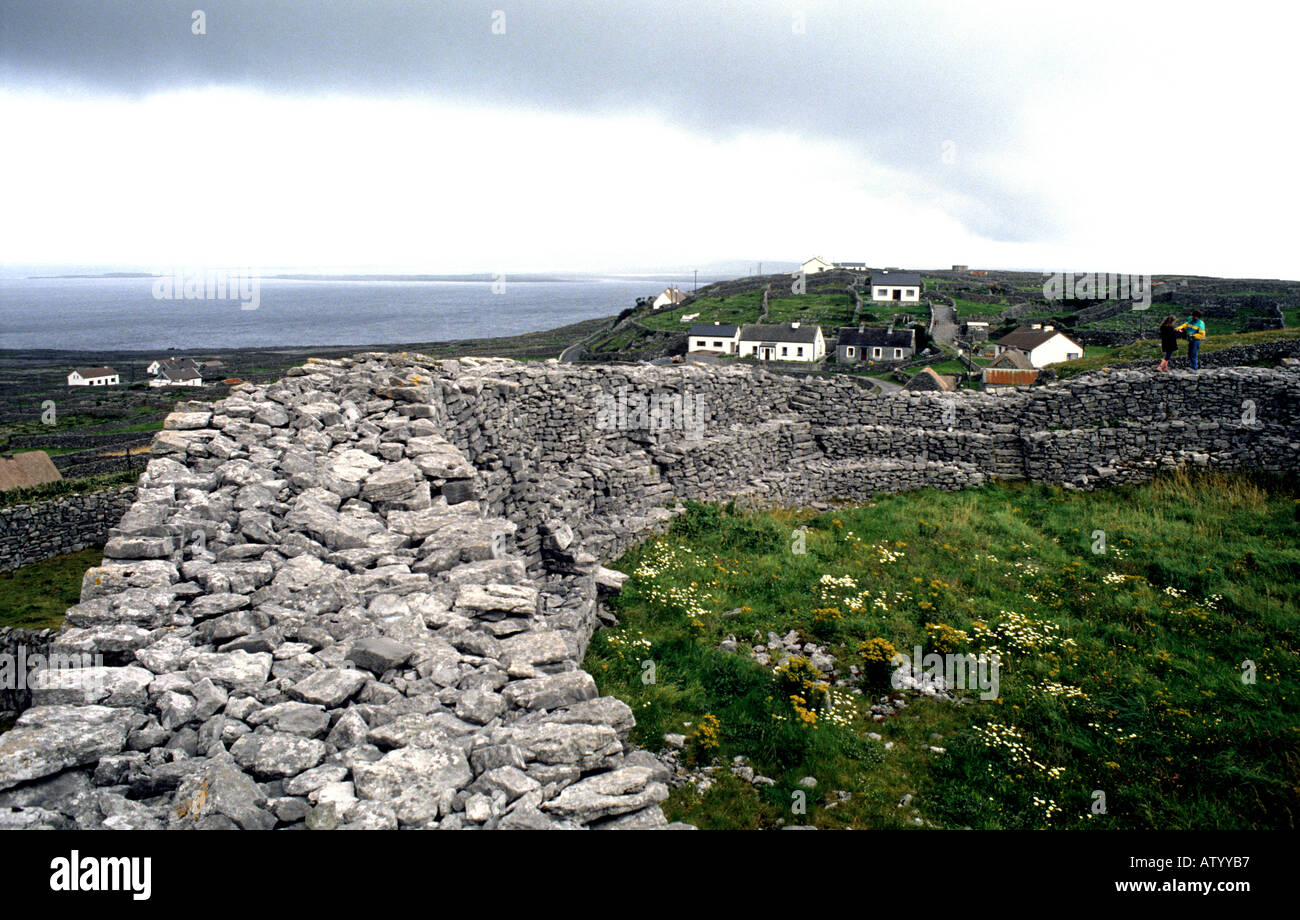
[1,1,1295,277]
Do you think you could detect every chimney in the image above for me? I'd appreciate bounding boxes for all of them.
[858,322,865,333]
[1031,323,1042,330]
[714,321,720,325]
[1043,324,1054,332]
[791,321,800,328]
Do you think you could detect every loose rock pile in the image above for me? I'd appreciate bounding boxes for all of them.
[0,355,687,829]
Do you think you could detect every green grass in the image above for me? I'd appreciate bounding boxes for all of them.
[585,473,1300,829]
[1051,328,1300,378]
[0,547,102,630]
[640,292,765,332]
[641,288,873,334]
[951,297,1005,318]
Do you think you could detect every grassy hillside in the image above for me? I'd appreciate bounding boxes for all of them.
[0,547,103,630]
[584,471,1300,829]
[1051,327,1298,378]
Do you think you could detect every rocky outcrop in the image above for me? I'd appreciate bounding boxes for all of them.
[0,352,1297,830]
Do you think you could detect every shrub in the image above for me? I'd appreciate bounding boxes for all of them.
[859,637,897,688]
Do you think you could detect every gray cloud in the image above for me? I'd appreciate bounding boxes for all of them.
[0,1,1118,243]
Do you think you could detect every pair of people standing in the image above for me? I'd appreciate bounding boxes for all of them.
[1158,311,1207,371]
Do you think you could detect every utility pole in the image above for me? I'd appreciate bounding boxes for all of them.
[693,270,698,293]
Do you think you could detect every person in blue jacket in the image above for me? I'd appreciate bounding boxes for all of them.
[1175,311,1206,371]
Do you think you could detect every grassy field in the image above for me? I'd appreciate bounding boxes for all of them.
[0,547,101,630]
[639,289,863,333]
[950,296,1005,318]
[584,472,1300,829]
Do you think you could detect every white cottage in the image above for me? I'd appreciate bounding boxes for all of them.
[67,366,119,386]
[993,325,1084,368]
[688,323,741,355]
[869,270,923,303]
[801,256,834,275]
[652,287,688,309]
[148,357,204,387]
[736,322,825,362]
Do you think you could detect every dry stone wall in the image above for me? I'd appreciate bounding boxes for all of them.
[0,487,136,573]
[0,353,1296,830]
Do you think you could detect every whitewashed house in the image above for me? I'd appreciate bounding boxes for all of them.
[736,322,825,362]
[869,270,923,302]
[67,366,119,387]
[688,323,741,355]
[801,256,834,275]
[652,287,688,309]
[993,325,1084,368]
[148,357,204,387]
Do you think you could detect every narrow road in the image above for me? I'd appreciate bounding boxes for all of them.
[559,339,585,363]
[929,300,958,347]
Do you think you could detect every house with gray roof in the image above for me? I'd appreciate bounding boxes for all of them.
[835,324,916,364]
[687,323,741,355]
[736,322,825,362]
[868,270,924,303]
[147,357,204,387]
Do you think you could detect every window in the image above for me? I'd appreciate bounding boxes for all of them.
[894,348,902,359]
[781,346,788,356]
[873,347,882,358]
[713,341,722,348]
[751,345,758,355]
[846,346,855,357]
[906,288,916,297]
[797,347,804,356]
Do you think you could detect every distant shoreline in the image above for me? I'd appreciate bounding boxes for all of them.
[20,272,715,284]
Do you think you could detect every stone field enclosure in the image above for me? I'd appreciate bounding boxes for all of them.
[0,353,1296,829]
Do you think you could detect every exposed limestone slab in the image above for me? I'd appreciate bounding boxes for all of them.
[0,705,136,792]
[540,766,669,823]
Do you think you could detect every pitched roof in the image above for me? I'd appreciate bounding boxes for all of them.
[988,347,1035,370]
[0,451,63,492]
[903,367,958,392]
[836,326,913,348]
[997,327,1079,350]
[688,324,739,337]
[153,357,203,380]
[738,323,822,344]
[657,288,687,302]
[71,366,117,378]
[869,270,923,288]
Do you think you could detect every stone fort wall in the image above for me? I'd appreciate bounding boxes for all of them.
[0,355,1294,829]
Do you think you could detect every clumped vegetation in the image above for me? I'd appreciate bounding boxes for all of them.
[0,470,137,509]
[584,473,1300,829]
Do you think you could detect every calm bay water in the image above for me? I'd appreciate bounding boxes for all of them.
[0,275,694,352]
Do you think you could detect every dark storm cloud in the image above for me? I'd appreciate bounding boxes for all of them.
[0,1,1088,242]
